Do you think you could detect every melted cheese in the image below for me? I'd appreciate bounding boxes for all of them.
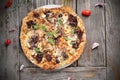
[63,24,72,34]
[62,13,68,24]
[54,48,62,57]
[41,13,46,18]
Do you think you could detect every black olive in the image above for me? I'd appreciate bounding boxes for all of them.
[35,54,43,63]
[58,14,62,17]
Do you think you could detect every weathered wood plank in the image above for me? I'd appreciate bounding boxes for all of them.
[36,0,47,7]
[107,67,115,80]
[20,67,106,80]
[0,0,19,80]
[77,0,106,67]
[105,0,120,80]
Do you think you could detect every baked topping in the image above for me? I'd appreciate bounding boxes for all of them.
[71,41,79,49]
[33,12,40,18]
[33,24,40,30]
[74,30,83,40]
[44,11,54,17]
[44,11,55,23]
[56,57,60,63]
[68,14,78,27]
[35,54,43,63]
[62,52,68,60]
[28,34,39,49]
[45,54,52,62]
[26,20,36,28]
[58,14,63,17]
[29,34,39,44]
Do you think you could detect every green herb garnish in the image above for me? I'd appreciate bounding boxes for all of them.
[34,48,42,53]
[65,36,71,41]
[70,41,76,45]
[42,25,47,31]
[46,32,52,37]
[46,31,57,37]
[48,38,55,45]
[33,24,39,30]
[57,18,62,26]
[71,27,78,34]
[51,31,57,37]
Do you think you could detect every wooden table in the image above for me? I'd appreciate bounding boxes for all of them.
[0,0,120,80]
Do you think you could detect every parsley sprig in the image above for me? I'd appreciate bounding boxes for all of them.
[34,48,42,54]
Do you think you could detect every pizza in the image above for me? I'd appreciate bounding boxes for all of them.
[20,5,86,70]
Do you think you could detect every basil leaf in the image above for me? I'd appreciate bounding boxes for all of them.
[58,18,62,26]
[65,37,71,41]
[71,27,78,34]
[46,31,57,38]
[51,31,57,37]
[46,32,52,37]
[48,38,55,45]
[70,41,76,45]
[42,25,47,31]
[33,24,39,30]
[34,48,42,53]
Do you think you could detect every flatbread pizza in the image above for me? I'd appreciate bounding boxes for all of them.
[20,5,86,70]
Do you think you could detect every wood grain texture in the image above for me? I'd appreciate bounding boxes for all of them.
[105,0,120,80]
[0,0,120,80]
[20,67,106,80]
[77,0,106,67]
[0,0,19,80]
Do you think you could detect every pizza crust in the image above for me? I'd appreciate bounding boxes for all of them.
[20,5,86,70]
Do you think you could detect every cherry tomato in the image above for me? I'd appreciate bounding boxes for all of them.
[5,0,13,8]
[82,10,91,17]
[5,39,11,46]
